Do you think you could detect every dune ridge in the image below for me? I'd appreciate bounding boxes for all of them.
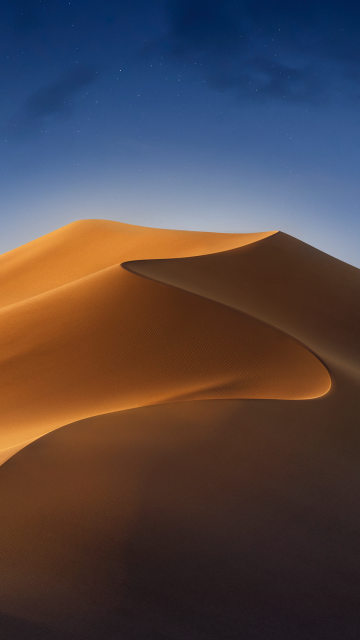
[0,219,275,308]
[0,220,329,463]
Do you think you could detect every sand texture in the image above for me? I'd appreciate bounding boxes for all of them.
[0,220,358,639]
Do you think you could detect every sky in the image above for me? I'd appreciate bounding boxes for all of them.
[1,0,360,267]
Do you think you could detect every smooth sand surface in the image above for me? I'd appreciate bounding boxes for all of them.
[0,221,358,639]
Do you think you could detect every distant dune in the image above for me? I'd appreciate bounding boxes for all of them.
[0,220,358,639]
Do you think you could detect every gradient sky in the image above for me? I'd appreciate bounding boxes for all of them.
[1,0,360,267]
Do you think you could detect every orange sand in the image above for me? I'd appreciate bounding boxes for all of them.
[0,220,358,638]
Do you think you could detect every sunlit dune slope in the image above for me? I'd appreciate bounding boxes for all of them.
[0,253,329,456]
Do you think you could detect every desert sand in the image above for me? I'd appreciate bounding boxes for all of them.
[0,220,358,639]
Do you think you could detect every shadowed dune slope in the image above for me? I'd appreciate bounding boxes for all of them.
[128,231,360,368]
[0,222,329,460]
[0,379,359,638]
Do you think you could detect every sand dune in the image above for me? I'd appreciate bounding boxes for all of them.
[0,220,329,459]
[0,220,358,639]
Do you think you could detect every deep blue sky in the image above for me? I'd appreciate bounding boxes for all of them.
[1,0,360,267]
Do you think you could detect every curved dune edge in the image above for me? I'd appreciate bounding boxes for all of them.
[0,436,41,467]
[0,221,330,464]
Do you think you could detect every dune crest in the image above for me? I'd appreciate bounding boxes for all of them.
[0,220,329,461]
[0,219,275,308]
